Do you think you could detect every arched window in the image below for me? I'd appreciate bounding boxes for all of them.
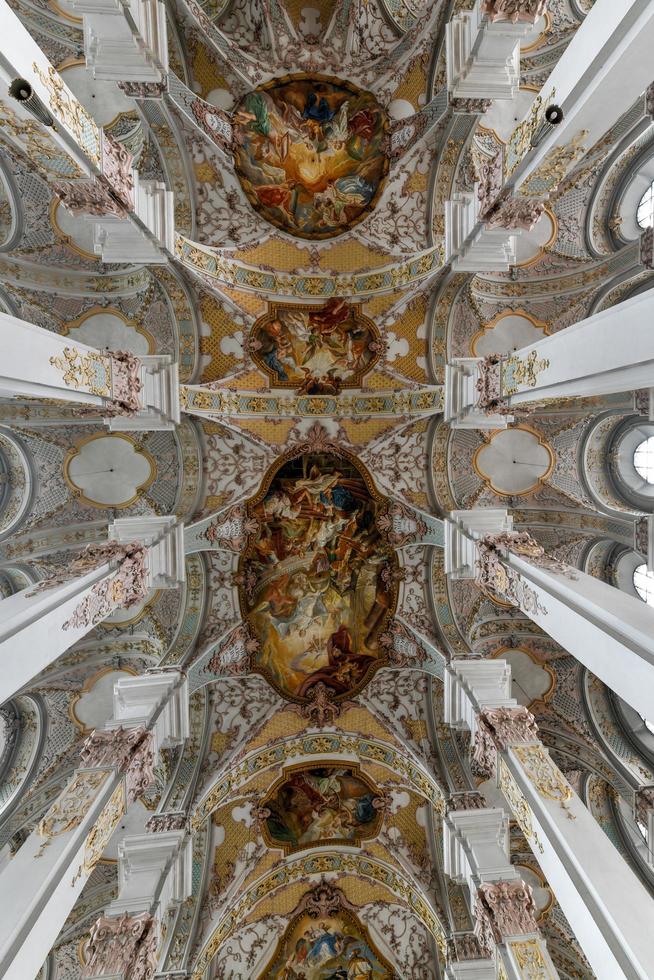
[634,436,654,483]
[633,563,654,605]
[637,180,654,229]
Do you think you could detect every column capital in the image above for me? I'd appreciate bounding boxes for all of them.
[447,792,490,813]
[446,934,496,977]
[52,132,134,219]
[83,910,157,980]
[482,196,546,232]
[473,706,539,778]
[104,351,143,417]
[80,726,155,804]
[475,355,506,413]
[480,0,547,24]
[145,812,187,833]
[475,531,573,604]
[475,880,539,942]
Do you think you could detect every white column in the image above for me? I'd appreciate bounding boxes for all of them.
[452,290,654,423]
[0,671,188,980]
[74,0,168,86]
[0,517,184,702]
[447,660,654,980]
[0,3,173,262]
[0,312,179,428]
[446,0,539,101]
[84,820,191,979]
[451,515,654,722]
[506,0,654,198]
[445,803,558,979]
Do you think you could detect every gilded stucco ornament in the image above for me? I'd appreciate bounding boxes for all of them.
[49,347,143,415]
[502,350,550,395]
[35,769,109,857]
[518,131,588,197]
[78,781,126,881]
[50,347,112,397]
[506,89,556,178]
[511,937,558,979]
[512,744,575,817]
[498,758,544,854]
[31,62,100,165]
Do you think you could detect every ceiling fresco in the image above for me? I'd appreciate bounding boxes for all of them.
[249,298,380,393]
[232,75,388,239]
[261,884,394,979]
[259,762,384,853]
[239,448,399,707]
[2,1,649,978]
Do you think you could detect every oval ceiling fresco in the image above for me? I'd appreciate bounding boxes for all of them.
[233,74,389,239]
[238,448,399,706]
[259,762,384,853]
[249,298,380,392]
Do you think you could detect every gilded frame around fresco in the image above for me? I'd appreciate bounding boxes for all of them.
[259,895,395,979]
[232,72,390,241]
[258,759,384,855]
[249,299,381,389]
[237,444,399,705]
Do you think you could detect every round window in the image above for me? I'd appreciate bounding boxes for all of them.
[633,563,654,605]
[634,436,654,484]
[637,180,654,229]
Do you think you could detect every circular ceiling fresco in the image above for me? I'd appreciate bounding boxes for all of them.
[233,75,388,240]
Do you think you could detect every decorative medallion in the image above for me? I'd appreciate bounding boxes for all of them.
[233,75,388,239]
[258,762,385,853]
[260,882,394,978]
[249,299,380,392]
[238,448,399,706]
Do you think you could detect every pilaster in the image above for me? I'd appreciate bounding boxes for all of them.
[447,659,654,980]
